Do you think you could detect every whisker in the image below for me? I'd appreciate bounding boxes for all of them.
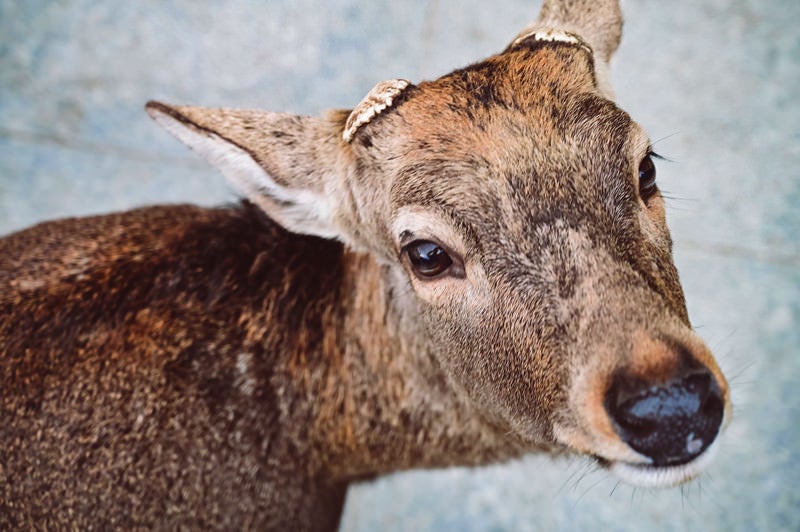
[659,189,697,202]
[567,461,594,494]
[557,459,586,496]
[651,132,681,148]
[727,359,757,384]
[576,472,608,503]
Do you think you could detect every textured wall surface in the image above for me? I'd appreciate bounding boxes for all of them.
[1,0,798,530]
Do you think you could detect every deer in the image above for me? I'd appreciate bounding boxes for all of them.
[0,0,731,529]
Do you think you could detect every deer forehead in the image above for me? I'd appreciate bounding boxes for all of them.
[349,43,601,154]
[344,28,595,145]
[384,97,648,228]
[375,46,641,172]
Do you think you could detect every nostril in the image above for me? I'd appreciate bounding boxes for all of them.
[605,367,724,466]
[614,411,657,441]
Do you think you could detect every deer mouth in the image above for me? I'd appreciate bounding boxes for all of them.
[603,440,720,488]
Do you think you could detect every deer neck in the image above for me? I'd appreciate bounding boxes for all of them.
[303,249,530,480]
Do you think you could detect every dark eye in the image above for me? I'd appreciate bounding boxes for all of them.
[638,154,658,200]
[403,240,453,278]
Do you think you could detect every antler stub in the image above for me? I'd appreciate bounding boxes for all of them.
[343,78,411,143]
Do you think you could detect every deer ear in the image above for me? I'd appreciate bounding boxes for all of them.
[511,0,623,96]
[145,101,346,241]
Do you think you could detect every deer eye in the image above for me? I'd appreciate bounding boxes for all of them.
[402,240,454,279]
[638,154,658,200]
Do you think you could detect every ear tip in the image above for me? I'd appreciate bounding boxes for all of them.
[145,100,174,119]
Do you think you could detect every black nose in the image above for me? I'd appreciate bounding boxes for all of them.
[605,366,725,466]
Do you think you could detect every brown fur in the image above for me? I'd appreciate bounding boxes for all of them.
[1,1,729,529]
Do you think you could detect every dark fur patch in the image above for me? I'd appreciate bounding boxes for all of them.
[0,202,349,529]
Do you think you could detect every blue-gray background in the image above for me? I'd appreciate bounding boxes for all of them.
[1,1,797,530]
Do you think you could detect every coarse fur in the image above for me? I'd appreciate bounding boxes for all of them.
[0,1,730,529]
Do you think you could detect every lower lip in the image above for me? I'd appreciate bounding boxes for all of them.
[608,441,721,488]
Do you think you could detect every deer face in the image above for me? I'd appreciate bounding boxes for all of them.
[146,9,730,488]
[352,37,729,487]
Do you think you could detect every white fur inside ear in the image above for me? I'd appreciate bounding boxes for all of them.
[147,107,337,239]
[344,78,411,143]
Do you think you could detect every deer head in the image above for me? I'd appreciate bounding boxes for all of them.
[146,0,730,487]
